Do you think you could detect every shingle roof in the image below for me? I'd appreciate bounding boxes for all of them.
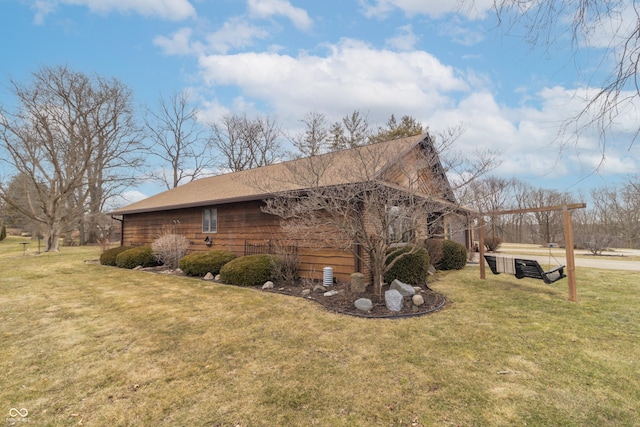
[111,134,433,215]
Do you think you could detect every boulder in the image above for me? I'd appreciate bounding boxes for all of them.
[203,272,214,280]
[262,281,274,289]
[301,289,311,297]
[412,294,425,306]
[313,284,327,293]
[324,290,339,297]
[354,298,373,312]
[390,279,415,297]
[350,273,367,293]
[385,289,404,312]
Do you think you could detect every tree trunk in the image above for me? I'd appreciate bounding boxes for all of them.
[45,227,61,252]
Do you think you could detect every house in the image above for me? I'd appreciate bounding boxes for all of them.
[110,134,473,283]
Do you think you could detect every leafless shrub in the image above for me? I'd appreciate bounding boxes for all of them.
[152,233,190,269]
[269,241,300,284]
[484,236,502,252]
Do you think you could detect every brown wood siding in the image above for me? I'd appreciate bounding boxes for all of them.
[120,200,356,283]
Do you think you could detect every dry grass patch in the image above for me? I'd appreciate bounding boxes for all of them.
[1,237,639,426]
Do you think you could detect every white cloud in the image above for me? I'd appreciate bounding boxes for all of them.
[247,0,312,31]
[205,17,270,54]
[106,190,148,210]
[385,24,418,51]
[197,38,468,125]
[33,0,196,22]
[154,27,199,55]
[360,0,494,19]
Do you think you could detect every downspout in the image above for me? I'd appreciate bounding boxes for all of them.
[111,215,124,247]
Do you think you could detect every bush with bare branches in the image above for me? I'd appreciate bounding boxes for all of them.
[152,233,190,269]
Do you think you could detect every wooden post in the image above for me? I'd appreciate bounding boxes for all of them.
[563,207,578,302]
[478,216,486,280]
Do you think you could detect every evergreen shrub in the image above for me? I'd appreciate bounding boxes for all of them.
[384,246,430,285]
[115,246,160,269]
[219,254,277,286]
[100,246,132,266]
[179,250,236,277]
[437,240,467,270]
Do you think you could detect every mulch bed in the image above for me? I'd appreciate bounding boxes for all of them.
[137,265,447,318]
[261,280,447,318]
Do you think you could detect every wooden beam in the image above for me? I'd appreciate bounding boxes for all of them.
[478,216,486,280]
[563,207,578,302]
[484,203,586,216]
[475,202,585,302]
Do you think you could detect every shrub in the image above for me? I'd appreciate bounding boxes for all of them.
[384,246,430,285]
[100,246,132,266]
[115,246,160,269]
[152,233,190,269]
[270,252,299,284]
[484,236,503,252]
[423,239,444,267]
[219,254,277,286]
[179,250,237,277]
[437,240,467,270]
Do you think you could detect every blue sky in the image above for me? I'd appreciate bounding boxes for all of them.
[1,0,639,202]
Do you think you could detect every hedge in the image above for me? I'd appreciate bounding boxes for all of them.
[219,254,277,286]
[179,250,237,277]
[384,246,430,285]
[100,246,132,266]
[115,246,161,269]
[437,240,467,270]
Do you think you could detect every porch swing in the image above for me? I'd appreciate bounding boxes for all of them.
[484,246,566,285]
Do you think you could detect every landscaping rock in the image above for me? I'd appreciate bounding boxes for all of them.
[301,289,311,297]
[203,272,214,280]
[413,286,422,293]
[354,298,373,312]
[412,294,425,306]
[262,281,274,289]
[350,272,367,293]
[324,290,339,297]
[385,289,404,312]
[215,274,221,281]
[313,284,327,293]
[390,279,415,297]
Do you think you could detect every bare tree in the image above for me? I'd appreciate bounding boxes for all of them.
[259,136,463,296]
[467,0,640,147]
[211,114,283,172]
[145,91,213,189]
[591,180,640,248]
[81,77,144,243]
[290,111,330,157]
[0,66,141,251]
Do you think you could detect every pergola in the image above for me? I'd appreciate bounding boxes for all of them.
[477,203,587,302]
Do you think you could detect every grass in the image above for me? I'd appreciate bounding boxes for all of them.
[1,236,639,426]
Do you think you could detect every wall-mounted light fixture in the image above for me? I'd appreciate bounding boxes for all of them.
[204,236,212,247]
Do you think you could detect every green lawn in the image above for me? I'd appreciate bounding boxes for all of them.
[1,236,639,426]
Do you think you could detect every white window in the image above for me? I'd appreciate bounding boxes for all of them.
[202,208,217,233]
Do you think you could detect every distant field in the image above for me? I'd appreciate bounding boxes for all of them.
[1,237,639,426]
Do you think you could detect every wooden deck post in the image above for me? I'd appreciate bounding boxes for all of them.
[563,207,578,302]
[478,216,486,280]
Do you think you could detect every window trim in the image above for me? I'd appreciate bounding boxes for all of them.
[202,207,218,233]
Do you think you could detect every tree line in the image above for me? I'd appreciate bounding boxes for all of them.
[463,176,640,251]
[1,66,496,251]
